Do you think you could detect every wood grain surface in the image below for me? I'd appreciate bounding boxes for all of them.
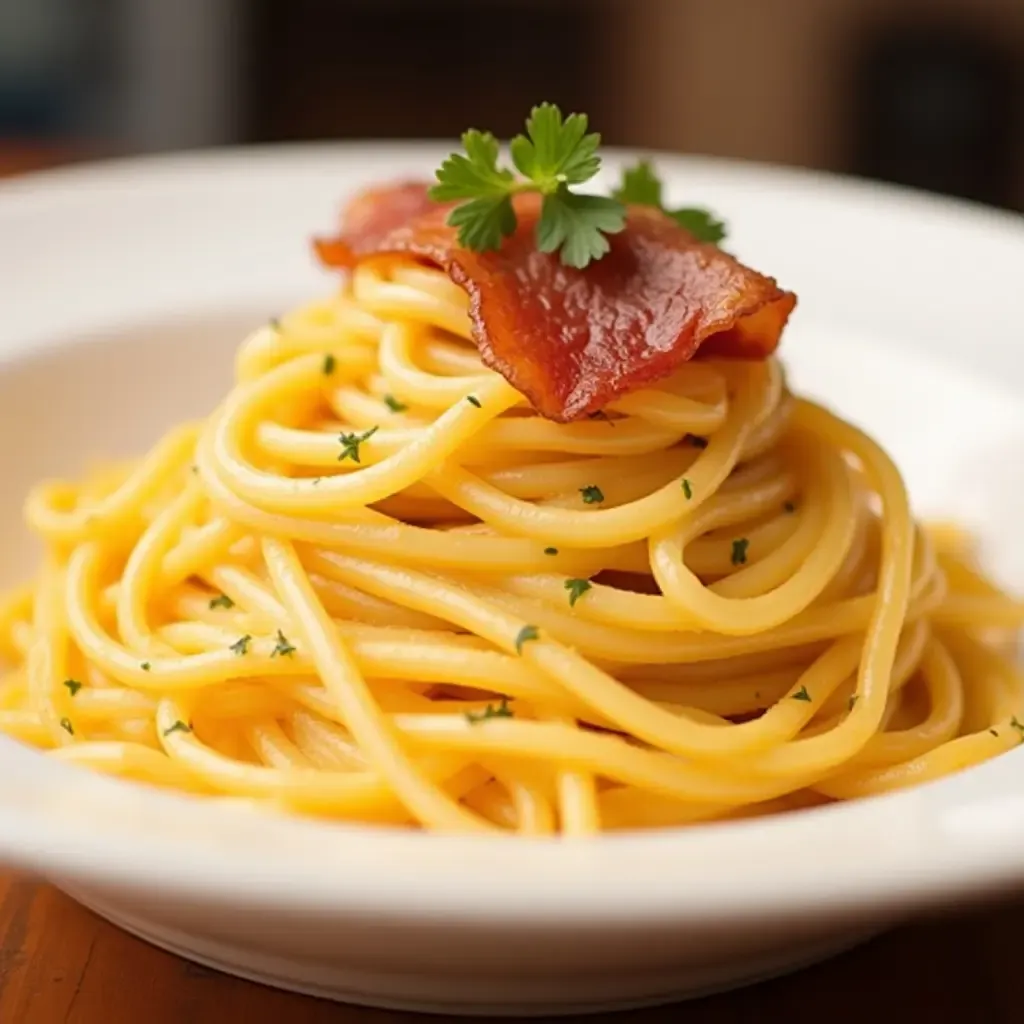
[0,874,1021,1023]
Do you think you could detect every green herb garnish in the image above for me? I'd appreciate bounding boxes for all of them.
[514,624,540,654]
[792,686,812,703]
[466,395,482,408]
[271,630,296,658]
[580,484,604,504]
[163,720,192,737]
[465,698,514,724]
[63,679,83,697]
[60,717,74,735]
[731,538,749,566]
[140,661,151,672]
[230,634,252,656]
[681,478,693,500]
[848,695,859,711]
[612,160,726,244]
[544,546,558,555]
[322,353,336,375]
[431,103,626,269]
[209,593,234,610]
[1011,716,1024,742]
[338,425,379,464]
[564,578,592,607]
[383,394,408,413]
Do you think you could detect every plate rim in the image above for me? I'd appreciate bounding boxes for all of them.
[1,142,1024,929]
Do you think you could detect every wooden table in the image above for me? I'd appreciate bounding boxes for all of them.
[0,875,1021,1023]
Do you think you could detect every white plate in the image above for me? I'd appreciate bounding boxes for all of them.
[1,144,1024,1017]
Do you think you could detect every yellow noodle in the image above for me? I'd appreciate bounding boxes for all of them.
[2,258,1021,835]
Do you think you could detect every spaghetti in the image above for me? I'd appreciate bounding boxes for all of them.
[1,180,1022,836]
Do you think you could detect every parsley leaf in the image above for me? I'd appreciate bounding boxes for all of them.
[564,578,592,607]
[731,538,749,566]
[446,194,517,253]
[536,187,626,269]
[322,353,336,375]
[671,208,727,244]
[63,679,83,697]
[681,478,693,500]
[431,129,514,202]
[140,661,151,672]
[209,593,234,610]
[544,546,558,555]
[60,717,74,735]
[792,685,812,702]
[466,395,482,408]
[514,624,540,654]
[611,159,662,207]
[383,394,408,413]
[1011,716,1024,742]
[465,698,514,724]
[163,720,192,737]
[509,103,601,187]
[338,425,379,464]
[614,159,727,244]
[580,484,604,504]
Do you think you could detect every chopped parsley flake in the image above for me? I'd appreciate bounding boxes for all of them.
[63,679,83,697]
[564,578,592,607]
[580,484,604,504]
[271,630,296,658]
[163,720,192,737]
[466,395,482,408]
[338,425,379,464]
[1011,716,1024,742]
[465,698,514,724]
[848,694,859,711]
[60,717,74,735]
[544,546,558,555]
[230,634,252,656]
[792,685,812,702]
[681,478,693,500]
[140,661,151,672]
[731,538,750,566]
[209,593,234,610]
[383,394,408,413]
[514,624,540,654]
[322,353,336,375]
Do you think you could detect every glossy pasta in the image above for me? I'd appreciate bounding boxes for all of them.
[1,257,1022,835]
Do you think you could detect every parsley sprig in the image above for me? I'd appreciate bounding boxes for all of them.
[431,104,727,268]
[612,160,726,243]
[431,103,625,269]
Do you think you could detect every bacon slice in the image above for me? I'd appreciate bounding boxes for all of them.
[315,181,796,422]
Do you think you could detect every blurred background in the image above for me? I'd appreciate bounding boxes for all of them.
[0,0,1022,210]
